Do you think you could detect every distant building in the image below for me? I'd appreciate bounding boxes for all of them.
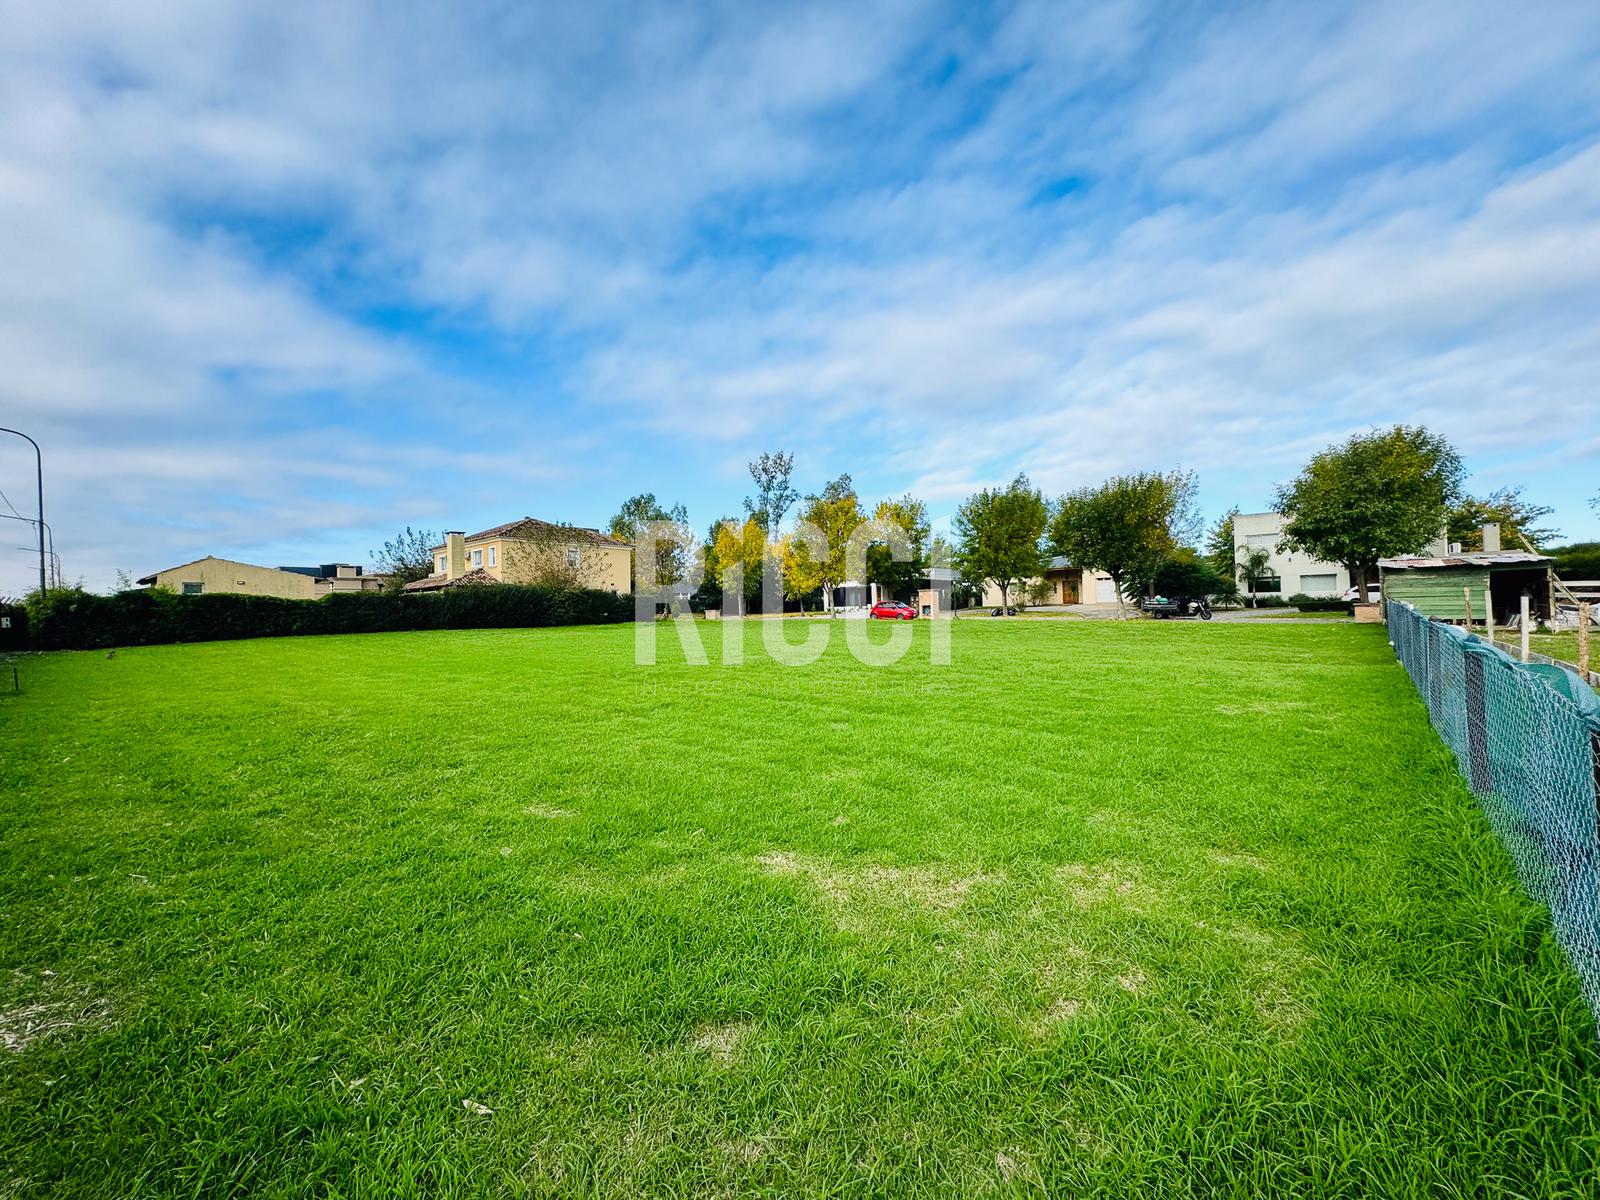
[979,557,1118,608]
[405,518,633,593]
[137,557,387,598]
[1232,512,1351,599]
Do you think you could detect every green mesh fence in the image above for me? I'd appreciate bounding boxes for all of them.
[1388,600,1600,1021]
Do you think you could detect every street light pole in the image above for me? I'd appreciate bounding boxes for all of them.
[0,427,45,598]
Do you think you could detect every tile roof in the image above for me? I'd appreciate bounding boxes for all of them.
[429,517,631,552]
[401,567,499,592]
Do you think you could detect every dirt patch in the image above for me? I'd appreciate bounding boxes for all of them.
[690,1021,751,1066]
[720,1137,766,1164]
[1,973,113,1053]
[756,851,1002,918]
[1055,862,1151,911]
[1026,995,1088,1037]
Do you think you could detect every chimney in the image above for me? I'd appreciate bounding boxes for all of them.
[445,532,466,580]
[1481,523,1501,553]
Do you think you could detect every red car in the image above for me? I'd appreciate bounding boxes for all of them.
[869,601,918,620]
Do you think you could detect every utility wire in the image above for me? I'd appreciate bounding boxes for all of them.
[0,486,24,521]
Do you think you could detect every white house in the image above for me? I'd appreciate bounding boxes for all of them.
[1232,512,1350,599]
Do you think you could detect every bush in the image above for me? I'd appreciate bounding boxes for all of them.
[1287,593,1350,612]
[1551,543,1600,581]
[26,585,635,651]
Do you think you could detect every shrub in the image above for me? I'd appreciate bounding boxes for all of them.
[1287,592,1350,612]
[27,585,634,651]
[1550,543,1600,581]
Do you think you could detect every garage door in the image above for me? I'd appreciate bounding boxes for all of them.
[1298,573,1337,595]
[1095,578,1118,603]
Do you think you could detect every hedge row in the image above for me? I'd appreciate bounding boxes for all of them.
[26,586,635,651]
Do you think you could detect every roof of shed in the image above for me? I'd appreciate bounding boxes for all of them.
[1378,551,1551,570]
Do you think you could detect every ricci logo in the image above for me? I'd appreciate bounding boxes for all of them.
[631,518,952,667]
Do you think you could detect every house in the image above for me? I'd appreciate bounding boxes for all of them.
[1232,512,1353,600]
[1379,550,1553,623]
[404,519,633,593]
[979,557,1119,608]
[136,557,388,598]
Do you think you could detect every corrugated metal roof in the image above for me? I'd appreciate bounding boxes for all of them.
[1378,551,1550,569]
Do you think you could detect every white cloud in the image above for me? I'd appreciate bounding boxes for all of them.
[1,0,1599,593]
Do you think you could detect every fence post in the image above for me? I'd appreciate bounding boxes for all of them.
[1484,587,1493,646]
[1520,593,1531,663]
[1462,586,1473,630]
[1463,648,1492,794]
[1579,601,1591,681]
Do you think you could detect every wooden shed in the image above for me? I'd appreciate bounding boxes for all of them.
[1378,551,1553,623]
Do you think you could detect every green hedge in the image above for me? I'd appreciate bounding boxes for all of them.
[26,586,634,651]
[1287,594,1351,612]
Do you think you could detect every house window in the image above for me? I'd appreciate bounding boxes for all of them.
[471,548,483,568]
[437,555,446,573]
[182,581,203,595]
[1249,575,1283,593]
[487,546,496,567]
[566,547,581,568]
[1244,533,1278,549]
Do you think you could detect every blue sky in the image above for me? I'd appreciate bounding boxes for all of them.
[2,0,1598,593]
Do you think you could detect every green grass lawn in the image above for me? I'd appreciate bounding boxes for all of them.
[3,621,1598,1197]
[1487,630,1595,668]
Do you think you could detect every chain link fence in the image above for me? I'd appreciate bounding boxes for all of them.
[1388,600,1600,1022]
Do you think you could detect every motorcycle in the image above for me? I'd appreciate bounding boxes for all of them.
[1140,595,1213,620]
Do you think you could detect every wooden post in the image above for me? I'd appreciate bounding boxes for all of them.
[1579,601,1591,681]
[1483,587,1493,646]
[1462,585,1473,630]
[1520,593,1531,663]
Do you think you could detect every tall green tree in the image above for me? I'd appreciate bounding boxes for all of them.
[744,451,799,533]
[954,474,1048,613]
[1447,486,1558,551]
[609,493,691,585]
[1204,508,1238,577]
[794,474,864,611]
[1048,471,1195,617]
[1275,425,1464,596]
[865,494,930,597]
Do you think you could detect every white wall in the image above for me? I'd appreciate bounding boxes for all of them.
[1233,512,1351,598]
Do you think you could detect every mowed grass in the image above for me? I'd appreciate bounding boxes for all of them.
[2,620,1598,1197]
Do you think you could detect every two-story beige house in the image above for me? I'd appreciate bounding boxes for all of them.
[404,518,633,593]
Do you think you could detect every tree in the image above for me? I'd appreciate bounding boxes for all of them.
[865,494,930,598]
[609,493,692,586]
[1550,543,1600,582]
[708,517,769,614]
[1048,471,1194,617]
[1234,546,1274,608]
[1447,486,1559,551]
[794,474,863,612]
[504,520,612,590]
[744,451,800,533]
[954,474,1048,614]
[371,526,440,590]
[1151,550,1230,600]
[1204,508,1238,578]
[778,532,825,611]
[1275,425,1464,597]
